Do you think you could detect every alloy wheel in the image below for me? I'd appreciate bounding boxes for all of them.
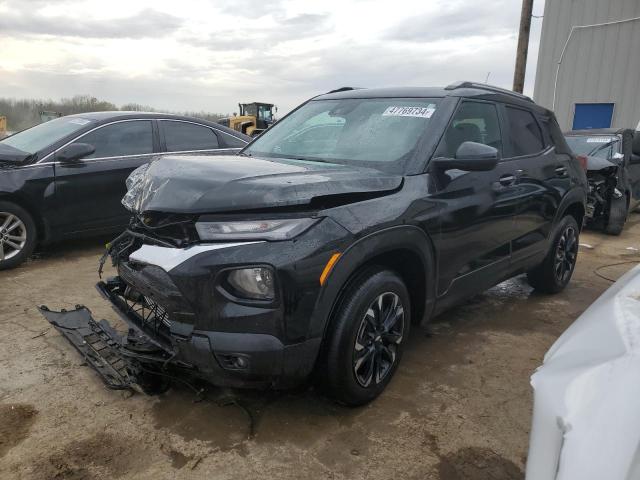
[353,292,405,388]
[0,212,27,261]
[554,225,578,284]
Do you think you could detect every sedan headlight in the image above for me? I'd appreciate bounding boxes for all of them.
[227,267,274,300]
[196,218,318,241]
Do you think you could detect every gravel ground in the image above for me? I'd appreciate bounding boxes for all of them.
[1,216,639,480]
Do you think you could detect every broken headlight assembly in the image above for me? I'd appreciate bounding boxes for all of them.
[195,218,318,241]
[226,267,275,300]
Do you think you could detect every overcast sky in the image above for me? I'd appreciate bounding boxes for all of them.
[0,0,546,114]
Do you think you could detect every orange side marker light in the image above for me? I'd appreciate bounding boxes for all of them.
[320,253,341,286]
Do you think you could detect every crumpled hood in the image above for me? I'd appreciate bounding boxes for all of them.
[122,154,403,214]
[585,154,618,172]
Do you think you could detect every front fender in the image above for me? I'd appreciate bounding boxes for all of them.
[306,224,437,341]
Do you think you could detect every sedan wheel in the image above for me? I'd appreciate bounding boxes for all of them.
[0,212,27,261]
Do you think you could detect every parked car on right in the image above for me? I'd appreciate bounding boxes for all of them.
[565,128,640,235]
[526,264,640,480]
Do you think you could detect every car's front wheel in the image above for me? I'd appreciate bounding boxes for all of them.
[527,215,579,294]
[0,201,37,270]
[319,267,410,406]
[604,193,628,236]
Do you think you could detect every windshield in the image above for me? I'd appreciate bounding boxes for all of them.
[244,98,440,173]
[258,105,273,122]
[0,116,94,154]
[565,135,621,160]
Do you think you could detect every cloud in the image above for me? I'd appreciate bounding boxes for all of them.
[0,0,544,115]
[181,13,332,52]
[218,0,286,19]
[0,7,183,39]
[385,1,517,42]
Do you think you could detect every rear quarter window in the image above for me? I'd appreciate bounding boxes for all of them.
[505,107,544,157]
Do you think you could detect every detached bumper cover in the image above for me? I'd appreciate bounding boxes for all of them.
[526,265,640,480]
[39,305,134,390]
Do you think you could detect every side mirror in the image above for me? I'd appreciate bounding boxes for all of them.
[431,141,499,172]
[56,143,95,163]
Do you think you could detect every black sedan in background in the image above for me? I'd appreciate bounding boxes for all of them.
[0,112,250,269]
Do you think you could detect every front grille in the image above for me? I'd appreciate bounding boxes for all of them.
[143,295,171,328]
[119,288,173,340]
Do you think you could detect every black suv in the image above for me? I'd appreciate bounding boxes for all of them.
[44,83,587,405]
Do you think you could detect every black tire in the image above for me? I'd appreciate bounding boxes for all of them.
[0,200,37,270]
[527,215,579,294]
[604,194,628,236]
[318,267,410,406]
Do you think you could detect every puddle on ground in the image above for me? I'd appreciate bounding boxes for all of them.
[425,433,523,480]
[437,447,523,480]
[0,403,38,458]
[151,389,250,451]
[151,385,360,452]
[161,445,191,469]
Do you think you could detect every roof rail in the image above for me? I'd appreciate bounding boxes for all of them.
[445,81,533,102]
[326,87,363,94]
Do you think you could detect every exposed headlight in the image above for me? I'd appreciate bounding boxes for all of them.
[196,218,318,241]
[227,267,275,300]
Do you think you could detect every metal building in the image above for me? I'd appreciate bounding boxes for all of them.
[533,0,640,131]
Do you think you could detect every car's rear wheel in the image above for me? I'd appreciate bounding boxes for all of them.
[604,193,628,236]
[527,215,579,294]
[0,201,37,270]
[319,267,410,406]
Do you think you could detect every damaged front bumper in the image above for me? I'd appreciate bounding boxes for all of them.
[42,220,348,392]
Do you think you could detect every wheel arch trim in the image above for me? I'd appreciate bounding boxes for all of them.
[0,192,50,243]
[307,225,438,343]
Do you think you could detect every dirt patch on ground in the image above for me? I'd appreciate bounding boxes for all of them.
[27,432,149,480]
[0,403,38,458]
[1,220,640,479]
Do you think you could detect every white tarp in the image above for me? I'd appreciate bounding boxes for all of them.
[526,265,640,480]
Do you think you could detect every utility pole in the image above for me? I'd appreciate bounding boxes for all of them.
[513,0,534,93]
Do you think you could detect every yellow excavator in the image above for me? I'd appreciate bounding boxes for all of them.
[218,102,276,137]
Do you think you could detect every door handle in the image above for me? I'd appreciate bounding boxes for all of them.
[499,174,516,186]
[555,166,567,176]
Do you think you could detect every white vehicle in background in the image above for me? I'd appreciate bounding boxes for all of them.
[526,265,640,480]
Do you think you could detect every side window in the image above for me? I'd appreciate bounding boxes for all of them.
[80,121,153,159]
[505,107,544,156]
[222,134,248,148]
[437,101,502,158]
[163,121,219,152]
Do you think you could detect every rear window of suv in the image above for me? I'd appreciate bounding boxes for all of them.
[244,98,441,173]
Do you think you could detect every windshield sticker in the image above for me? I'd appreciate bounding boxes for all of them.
[69,118,91,125]
[382,105,436,119]
[586,137,616,143]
